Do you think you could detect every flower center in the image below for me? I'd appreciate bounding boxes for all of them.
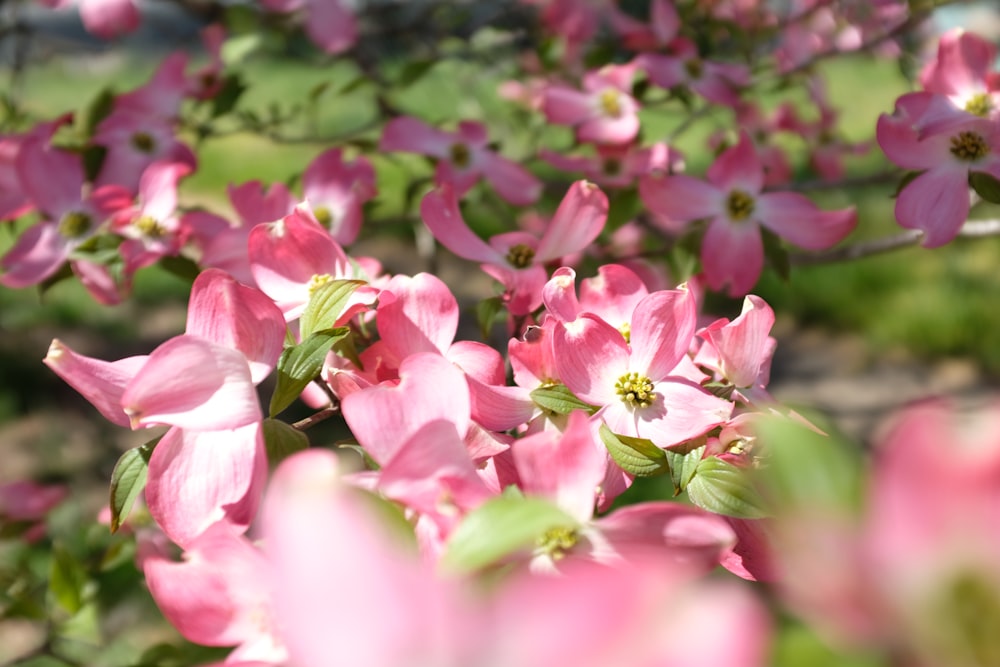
[684,58,704,79]
[950,131,989,161]
[130,131,156,154]
[726,189,756,221]
[135,215,166,238]
[933,573,1000,667]
[449,142,471,168]
[536,526,579,561]
[599,89,623,118]
[308,273,333,295]
[58,211,93,238]
[615,371,655,409]
[965,92,992,118]
[506,243,535,268]
[312,205,333,228]
[618,321,631,343]
[602,157,622,176]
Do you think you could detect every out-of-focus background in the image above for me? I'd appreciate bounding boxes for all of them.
[1,1,999,664]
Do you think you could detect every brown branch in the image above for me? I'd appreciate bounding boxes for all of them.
[790,219,1000,265]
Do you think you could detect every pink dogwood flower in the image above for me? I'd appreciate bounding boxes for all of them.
[542,64,641,145]
[553,285,732,447]
[381,117,541,206]
[878,93,1000,246]
[261,0,357,55]
[640,131,857,295]
[420,180,607,314]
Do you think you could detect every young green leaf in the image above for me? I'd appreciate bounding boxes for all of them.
[685,456,768,518]
[108,437,158,533]
[440,495,576,574]
[269,327,349,417]
[970,171,1000,204]
[598,424,671,477]
[664,443,706,495]
[262,418,310,468]
[299,279,365,339]
[529,383,597,416]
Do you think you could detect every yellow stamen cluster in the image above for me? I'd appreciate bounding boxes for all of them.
[308,273,333,295]
[618,322,631,344]
[615,372,655,408]
[726,189,756,221]
[602,158,622,176]
[449,142,471,168]
[965,92,992,118]
[684,58,704,79]
[135,215,166,238]
[536,526,579,561]
[312,205,333,228]
[130,132,156,154]
[950,131,989,161]
[58,211,93,238]
[506,243,536,268]
[599,89,623,118]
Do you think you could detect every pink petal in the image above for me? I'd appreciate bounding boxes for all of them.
[700,216,764,297]
[478,151,543,206]
[894,166,970,247]
[143,524,272,647]
[629,287,697,382]
[145,424,267,548]
[420,184,504,263]
[185,269,287,384]
[535,180,608,262]
[597,501,736,566]
[228,180,295,226]
[122,335,260,431]
[513,410,605,522]
[0,221,71,288]
[703,295,775,388]
[341,352,471,465]
[542,86,594,126]
[756,192,857,250]
[553,314,629,406]
[706,131,763,193]
[15,136,85,217]
[304,0,356,54]
[542,267,581,322]
[379,116,452,158]
[79,0,140,38]
[639,378,733,446]
[639,173,723,222]
[376,272,458,357]
[42,339,147,428]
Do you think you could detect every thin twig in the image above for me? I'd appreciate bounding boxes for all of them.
[790,219,1000,265]
[292,405,340,431]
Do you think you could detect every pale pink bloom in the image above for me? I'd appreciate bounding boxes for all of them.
[542,263,649,330]
[39,0,140,39]
[112,160,192,275]
[0,134,127,289]
[554,286,733,447]
[144,525,287,664]
[540,141,682,188]
[542,64,640,145]
[640,131,857,295]
[915,28,1000,136]
[381,117,541,205]
[636,34,750,106]
[694,294,776,400]
[265,447,772,667]
[524,0,617,61]
[261,0,356,55]
[421,180,607,315]
[513,410,737,573]
[878,93,1000,246]
[247,209,376,322]
[92,108,195,194]
[297,147,376,245]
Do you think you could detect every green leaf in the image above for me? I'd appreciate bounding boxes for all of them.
[664,443,706,494]
[80,145,107,184]
[108,437,157,533]
[598,424,670,477]
[211,73,248,118]
[475,296,505,340]
[529,383,596,416]
[158,255,201,283]
[221,33,263,65]
[49,543,88,615]
[761,226,790,282]
[396,59,436,87]
[970,170,1000,204]
[299,279,365,339]
[262,418,309,467]
[269,328,349,417]
[685,456,768,518]
[79,87,115,139]
[440,496,576,574]
[891,169,923,198]
[606,187,641,230]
